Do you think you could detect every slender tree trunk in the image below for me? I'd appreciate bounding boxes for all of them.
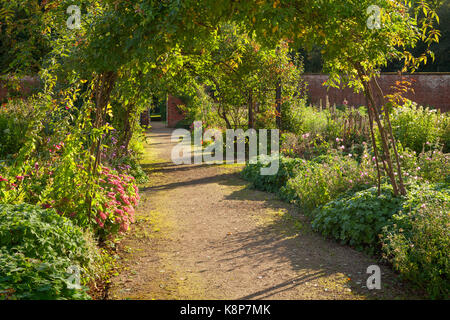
[366,82,399,195]
[248,92,254,129]
[366,96,382,195]
[275,78,282,129]
[355,63,399,195]
[372,77,406,195]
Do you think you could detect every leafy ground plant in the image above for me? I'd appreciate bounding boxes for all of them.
[311,185,404,254]
[382,187,449,299]
[0,204,101,300]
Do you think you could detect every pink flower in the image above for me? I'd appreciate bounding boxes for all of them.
[15,175,24,181]
[95,217,104,228]
[99,212,107,220]
[124,206,135,215]
[120,222,129,232]
[120,195,130,205]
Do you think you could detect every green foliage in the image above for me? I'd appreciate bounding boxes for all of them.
[0,204,99,300]
[242,149,377,211]
[280,105,370,159]
[312,181,449,265]
[390,101,449,154]
[381,185,450,298]
[241,156,306,193]
[0,1,50,75]
[281,150,376,211]
[311,185,404,253]
[165,23,306,130]
[0,99,34,158]
[398,145,449,184]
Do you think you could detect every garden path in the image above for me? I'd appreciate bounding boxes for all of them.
[108,123,416,300]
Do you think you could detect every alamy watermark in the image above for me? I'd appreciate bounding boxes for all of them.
[171,121,280,175]
[367,5,382,30]
[66,5,81,29]
[366,265,381,289]
[66,265,81,289]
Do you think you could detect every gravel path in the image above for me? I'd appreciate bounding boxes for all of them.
[108,123,418,300]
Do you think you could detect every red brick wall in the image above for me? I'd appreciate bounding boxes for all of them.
[303,73,450,112]
[167,94,187,127]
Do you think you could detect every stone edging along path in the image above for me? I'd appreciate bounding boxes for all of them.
[108,123,420,300]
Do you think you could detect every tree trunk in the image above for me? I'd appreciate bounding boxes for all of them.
[248,92,254,129]
[275,78,282,129]
[354,63,401,195]
[372,77,406,195]
[366,96,382,195]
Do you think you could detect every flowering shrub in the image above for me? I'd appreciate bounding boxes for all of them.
[242,148,377,212]
[381,184,450,298]
[100,131,149,184]
[280,149,377,211]
[397,145,449,184]
[1,132,140,238]
[390,102,449,154]
[93,166,140,237]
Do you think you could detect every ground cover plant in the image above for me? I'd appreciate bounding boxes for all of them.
[0,204,101,299]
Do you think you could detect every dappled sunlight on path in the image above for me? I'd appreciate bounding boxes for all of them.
[108,123,417,300]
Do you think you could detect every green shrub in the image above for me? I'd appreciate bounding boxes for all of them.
[397,145,449,184]
[311,185,404,253]
[381,188,449,299]
[0,99,33,158]
[0,204,100,300]
[390,102,448,154]
[241,156,306,194]
[280,150,376,210]
[242,149,377,212]
[280,98,306,134]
